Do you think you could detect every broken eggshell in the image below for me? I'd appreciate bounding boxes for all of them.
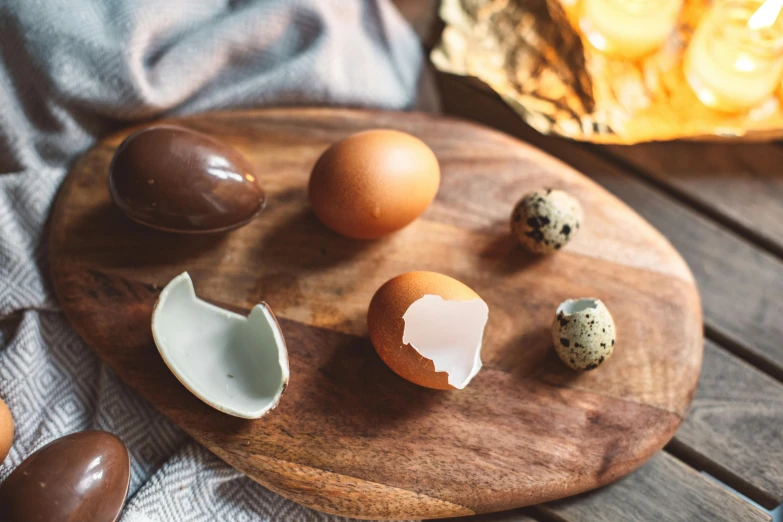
[109,125,266,234]
[553,298,616,371]
[152,272,289,419]
[368,271,489,390]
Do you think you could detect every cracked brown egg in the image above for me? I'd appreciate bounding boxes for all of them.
[368,271,489,390]
[553,298,616,371]
[510,189,583,254]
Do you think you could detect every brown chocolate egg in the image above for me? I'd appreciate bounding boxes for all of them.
[0,397,13,464]
[109,125,266,233]
[308,130,440,239]
[368,271,489,390]
[0,431,130,522]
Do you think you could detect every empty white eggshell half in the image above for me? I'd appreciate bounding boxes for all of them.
[152,272,289,419]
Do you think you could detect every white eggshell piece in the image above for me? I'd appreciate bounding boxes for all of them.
[152,272,289,419]
[402,294,489,389]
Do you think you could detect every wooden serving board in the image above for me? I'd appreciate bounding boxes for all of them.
[49,109,703,520]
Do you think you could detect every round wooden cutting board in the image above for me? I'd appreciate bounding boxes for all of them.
[49,109,703,520]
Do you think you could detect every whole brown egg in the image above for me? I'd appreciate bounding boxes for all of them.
[308,130,440,239]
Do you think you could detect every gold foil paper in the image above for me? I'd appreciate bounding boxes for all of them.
[431,0,783,143]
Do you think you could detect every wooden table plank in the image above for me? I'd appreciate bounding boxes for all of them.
[399,4,781,518]
[437,74,783,509]
[602,142,783,257]
[437,74,783,382]
[671,340,783,508]
[539,452,771,522]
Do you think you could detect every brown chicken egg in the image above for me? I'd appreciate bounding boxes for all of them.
[308,130,440,239]
[0,397,13,464]
[368,271,489,390]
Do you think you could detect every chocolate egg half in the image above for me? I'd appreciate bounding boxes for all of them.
[109,125,266,233]
[0,431,130,522]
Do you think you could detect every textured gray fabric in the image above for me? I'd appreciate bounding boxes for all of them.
[0,1,422,519]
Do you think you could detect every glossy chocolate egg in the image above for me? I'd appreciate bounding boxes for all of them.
[109,125,266,233]
[0,431,130,522]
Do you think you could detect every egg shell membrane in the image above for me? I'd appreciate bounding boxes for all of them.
[0,397,12,464]
[552,298,616,371]
[368,271,482,390]
[308,129,440,239]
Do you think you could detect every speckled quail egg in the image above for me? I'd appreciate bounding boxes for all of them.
[552,298,615,371]
[510,189,583,254]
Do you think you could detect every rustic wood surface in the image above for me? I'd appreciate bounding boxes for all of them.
[49,109,702,519]
[364,2,780,520]
[437,511,539,522]
[430,71,783,520]
[436,76,783,381]
[671,341,783,508]
[542,452,771,522]
[602,142,783,257]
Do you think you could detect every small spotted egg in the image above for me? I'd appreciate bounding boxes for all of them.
[552,298,615,371]
[510,189,583,254]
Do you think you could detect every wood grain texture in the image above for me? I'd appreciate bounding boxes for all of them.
[436,74,783,513]
[671,340,783,508]
[541,452,771,522]
[449,343,783,521]
[437,74,783,381]
[603,142,783,256]
[437,510,540,522]
[49,109,702,519]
